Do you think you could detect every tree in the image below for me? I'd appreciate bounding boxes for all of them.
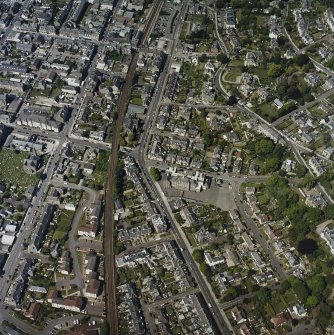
[276,83,288,97]
[304,93,315,102]
[305,208,322,224]
[199,262,212,278]
[127,131,135,143]
[203,131,214,147]
[301,174,317,189]
[268,63,283,77]
[224,286,239,301]
[280,280,291,294]
[324,204,334,220]
[217,53,229,64]
[150,167,161,181]
[296,164,307,178]
[294,54,310,67]
[255,288,271,305]
[287,86,302,100]
[307,275,326,298]
[326,56,334,70]
[264,157,280,173]
[306,295,319,308]
[36,172,45,180]
[226,95,238,105]
[255,139,275,156]
[290,278,309,303]
[199,54,208,62]
[193,250,204,263]
[216,0,226,8]
[174,212,184,224]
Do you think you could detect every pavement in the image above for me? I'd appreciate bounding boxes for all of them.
[161,182,237,211]
[315,219,333,235]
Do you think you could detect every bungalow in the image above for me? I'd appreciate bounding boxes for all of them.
[204,250,225,267]
[25,302,41,320]
[242,232,256,251]
[273,98,283,109]
[231,306,247,324]
[85,279,101,299]
[51,296,84,313]
[270,313,290,328]
[78,223,98,238]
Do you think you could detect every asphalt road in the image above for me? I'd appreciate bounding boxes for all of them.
[134,0,235,333]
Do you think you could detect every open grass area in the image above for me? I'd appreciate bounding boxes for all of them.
[85,150,108,190]
[53,209,75,242]
[130,97,143,105]
[251,66,270,85]
[224,71,241,82]
[0,148,38,188]
[229,59,244,68]
[258,103,277,120]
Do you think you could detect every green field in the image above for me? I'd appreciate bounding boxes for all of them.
[0,148,38,188]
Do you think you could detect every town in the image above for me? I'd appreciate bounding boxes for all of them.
[0,0,333,335]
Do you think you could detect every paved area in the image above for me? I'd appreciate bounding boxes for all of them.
[161,183,236,210]
[316,220,333,235]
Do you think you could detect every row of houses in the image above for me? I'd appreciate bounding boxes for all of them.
[293,9,313,45]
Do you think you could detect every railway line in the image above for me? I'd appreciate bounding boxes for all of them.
[103,2,163,334]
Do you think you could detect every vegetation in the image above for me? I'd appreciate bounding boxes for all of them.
[150,167,161,181]
[53,210,75,243]
[86,151,108,190]
[0,149,38,188]
[246,138,286,174]
[112,160,125,201]
[297,238,318,255]
[217,53,229,64]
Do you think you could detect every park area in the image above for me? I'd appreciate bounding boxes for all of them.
[0,148,38,188]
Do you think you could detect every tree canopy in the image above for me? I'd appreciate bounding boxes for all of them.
[294,54,310,67]
[268,64,283,77]
[150,167,161,181]
[217,53,229,64]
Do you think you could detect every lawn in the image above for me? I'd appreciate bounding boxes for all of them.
[282,289,298,305]
[229,59,244,68]
[251,66,270,85]
[85,151,108,190]
[224,71,241,82]
[0,148,38,188]
[130,97,143,105]
[258,103,277,120]
[53,209,75,242]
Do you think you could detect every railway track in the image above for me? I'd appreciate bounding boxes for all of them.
[103,1,163,334]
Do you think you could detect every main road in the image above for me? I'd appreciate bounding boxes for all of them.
[134,0,234,333]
